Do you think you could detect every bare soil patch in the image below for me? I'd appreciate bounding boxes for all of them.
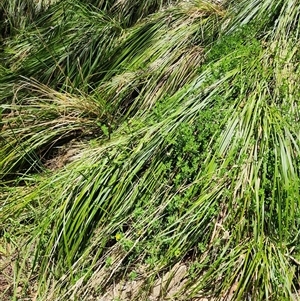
[99,263,217,301]
[0,246,13,301]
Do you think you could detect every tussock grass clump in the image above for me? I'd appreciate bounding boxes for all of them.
[1,0,300,300]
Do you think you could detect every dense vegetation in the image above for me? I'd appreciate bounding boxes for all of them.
[1,0,300,300]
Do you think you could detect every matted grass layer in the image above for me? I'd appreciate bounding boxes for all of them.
[1,0,300,300]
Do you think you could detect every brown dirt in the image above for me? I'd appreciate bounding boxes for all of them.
[98,263,219,301]
[0,242,37,301]
[0,244,13,301]
[44,140,81,170]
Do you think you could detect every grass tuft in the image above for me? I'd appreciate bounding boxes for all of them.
[1,0,300,300]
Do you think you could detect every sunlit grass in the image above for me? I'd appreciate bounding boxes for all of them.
[1,0,300,300]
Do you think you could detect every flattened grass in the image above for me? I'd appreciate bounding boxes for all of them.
[1,0,300,300]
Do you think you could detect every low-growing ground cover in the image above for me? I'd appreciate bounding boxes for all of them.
[1,0,300,300]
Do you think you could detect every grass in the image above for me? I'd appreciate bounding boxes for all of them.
[1,0,300,300]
